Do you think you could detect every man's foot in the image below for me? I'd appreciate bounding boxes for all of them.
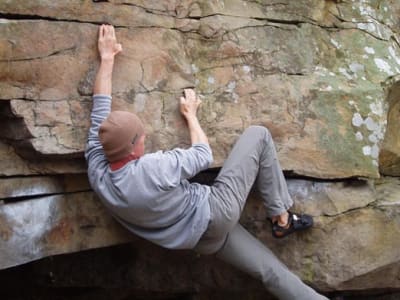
[272,211,314,238]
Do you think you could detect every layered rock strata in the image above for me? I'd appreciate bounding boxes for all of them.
[0,0,399,295]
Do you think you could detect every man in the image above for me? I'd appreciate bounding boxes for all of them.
[86,24,328,300]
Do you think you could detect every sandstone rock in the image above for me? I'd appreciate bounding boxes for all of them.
[380,78,400,176]
[0,174,90,199]
[241,177,400,291]
[0,1,399,178]
[0,141,86,176]
[0,0,400,296]
[1,177,399,293]
[0,192,133,269]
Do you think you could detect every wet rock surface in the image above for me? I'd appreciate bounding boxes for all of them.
[0,0,400,298]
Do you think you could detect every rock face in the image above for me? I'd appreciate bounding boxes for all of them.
[0,0,399,296]
[1,0,400,178]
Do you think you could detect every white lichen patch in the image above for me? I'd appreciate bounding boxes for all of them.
[364,47,375,54]
[371,144,379,159]
[319,85,333,92]
[349,63,365,73]
[232,93,239,103]
[368,133,378,143]
[364,116,378,131]
[369,101,384,116]
[339,67,353,80]
[363,145,372,156]
[358,1,376,17]
[355,15,391,40]
[357,22,376,33]
[374,58,394,75]
[226,81,236,92]
[314,66,329,77]
[388,46,400,66]
[330,38,341,49]
[191,64,199,73]
[208,76,215,84]
[352,113,364,127]
[350,97,387,165]
[355,131,364,141]
[242,65,251,73]
[225,81,239,103]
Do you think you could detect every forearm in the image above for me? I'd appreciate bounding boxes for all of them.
[93,58,115,96]
[186,115,209,145]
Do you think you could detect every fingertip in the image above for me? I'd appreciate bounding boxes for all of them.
[99,24,105,35]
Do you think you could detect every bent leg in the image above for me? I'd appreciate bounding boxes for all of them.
[195,126,293,254]
[212,126,292,226]
[216,224,328,300]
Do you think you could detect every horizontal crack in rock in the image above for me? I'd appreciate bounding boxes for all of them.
[0,13,101,25]
[0,46,76,62]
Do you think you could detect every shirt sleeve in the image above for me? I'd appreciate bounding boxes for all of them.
[170,143,213,179]
[145,143,213,190]
[84,94,111,165]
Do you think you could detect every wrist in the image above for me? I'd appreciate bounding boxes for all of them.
[185,114,198,122]
[100,57,115,65]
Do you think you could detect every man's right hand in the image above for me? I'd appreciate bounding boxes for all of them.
[179,89,209,146]
[180,89,202,121]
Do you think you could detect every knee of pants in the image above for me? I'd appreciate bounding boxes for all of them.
[245,126,272,142]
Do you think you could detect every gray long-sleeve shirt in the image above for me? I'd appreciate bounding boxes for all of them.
[85,95,213,249]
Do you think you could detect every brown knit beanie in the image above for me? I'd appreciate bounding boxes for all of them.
[99,111,144,162]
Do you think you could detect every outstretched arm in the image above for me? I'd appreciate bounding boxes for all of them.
[93,24,122,95]
[85,25,122,165]
[180,89,209,146]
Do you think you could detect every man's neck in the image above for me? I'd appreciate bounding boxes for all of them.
[110,153,139,171]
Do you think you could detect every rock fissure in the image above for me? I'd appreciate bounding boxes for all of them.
[391,35,400,49]
[1,190,90,204]
[0,46,76,62]
[0,13,102,26]
[321,200,379,218]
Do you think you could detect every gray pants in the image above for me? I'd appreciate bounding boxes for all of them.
[195,126,328,300]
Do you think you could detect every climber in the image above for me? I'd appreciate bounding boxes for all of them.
[85,24,329,300]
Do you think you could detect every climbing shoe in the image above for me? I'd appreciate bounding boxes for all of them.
[272,211,314,238]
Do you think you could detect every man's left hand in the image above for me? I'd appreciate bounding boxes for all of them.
[98,24,122,61]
